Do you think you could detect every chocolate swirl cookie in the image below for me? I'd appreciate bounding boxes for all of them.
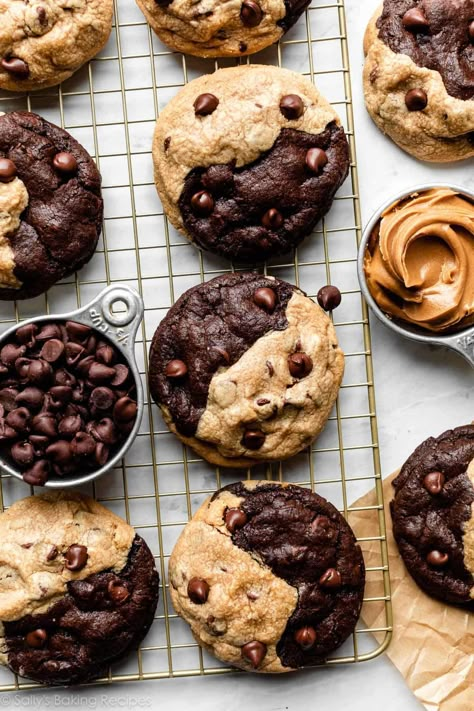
[148,272,344,468]
[135,0,311,58]
[152,65,349,262]
[0,491,159,685]
[0,0,113,92]
[391,425,474,607]
[0,111,103,300]
[169,481,365,672]
[363,1,474,161]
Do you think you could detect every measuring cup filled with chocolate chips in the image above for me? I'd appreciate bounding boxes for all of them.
[357,184,474,367]
[0,285,144,487]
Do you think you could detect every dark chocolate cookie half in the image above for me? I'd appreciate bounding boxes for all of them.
[0,492,159,685]
[391,424,474,607]
[0,111,103,300]
[169,481,365,672]
[148,272,344,467]
[153,65,349,262]
[136,0,311,58]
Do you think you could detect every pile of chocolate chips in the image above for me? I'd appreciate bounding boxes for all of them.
[0,321,138,485]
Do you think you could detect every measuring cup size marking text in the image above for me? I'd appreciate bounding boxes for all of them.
[88,308,130,345]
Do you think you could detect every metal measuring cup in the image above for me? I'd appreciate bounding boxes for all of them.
[357,183,474,368]
[0,284,145,487]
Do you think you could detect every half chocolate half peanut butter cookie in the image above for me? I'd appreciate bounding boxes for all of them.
[391,425,474,607]
[363,1,474,161]
[0,111,103,300]
[148,272,344,468]
[0,491,159,685]
[153,65,349,262]
[169,481,365,672]
[136,0,311,58]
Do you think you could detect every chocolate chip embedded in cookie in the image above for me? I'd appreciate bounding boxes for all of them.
[363,1,474,162]
[391,425,474,607]
[0,111,103,300]
[148,272,344,468]
[0,0,113,92]
[0,491,159,685]
[153,65,350,262]
[168,481,365,672]
[135,0,311,58]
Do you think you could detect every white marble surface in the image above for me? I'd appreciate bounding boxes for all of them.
[2,0,472,708]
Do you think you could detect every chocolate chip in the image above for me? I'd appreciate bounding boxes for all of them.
[191,191,214,216]
[88,362,116,384]
[36,324,62,342]
[65,544,88,571]
[194,93,219,116]
[11,441,35,466]
[6,407,30,433]
[90,387,115,411]
[25,629,48,649]
[402,8,429,32]
[29,434,50,454]
[66,321,91,341]
[0,388,18,411]
[54,369,76,387]
[113,396,137,423]
[28,359,53,386]
[49,385,72,406]
[16,323,38,346]
[0,421,17,441]
[1,343,26,367]
[241,640,267,668]
[253,287,276,313]
[53,152,78,174]
[94,441,109,466]
[89,417,117,444]
[239,41,248,53]
[288,352,313,378]
[405,88,428,111]
[423,471,445,495]
[107,579,130,603]
[241,429,265,450]
[224,508,248,533]
[317,285,342,311]
[187,577,210,604]
[96,344,115,366]
[58,414,83,438]
[261,208,283,229]
[70,432,96,457]
[32,413,57,438]
[37,6,48,25]
[0,158,17,183]
[40,339,65,363]
[15,357,32,378]
[319,567,342,589]
[45,440,72,464]
[279,94,304,120]
[470,20,474,40]
[46,545,58,561]
[165,359,188,378]
[294,626,317,650]
[22,459,50,486]
[110,363,129,387]
[305,148,328,174]
[426,550,449,567]
[240,1,263,27]
[1,57,29,79]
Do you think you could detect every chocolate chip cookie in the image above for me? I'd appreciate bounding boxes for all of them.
[391,425,474,607]
[153,65,349,262]
[148,272,344,468]
[136,0,310,58]
[169,481,365,672]
[363,1,474,162]
[0,491,159,685]
[0,0,113,92]
[0,111,103,300]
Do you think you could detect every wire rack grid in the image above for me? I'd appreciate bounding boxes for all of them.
[0,0,392,691]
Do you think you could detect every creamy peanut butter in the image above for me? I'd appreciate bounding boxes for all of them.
[0,176,28,290]
[364,188,474,333]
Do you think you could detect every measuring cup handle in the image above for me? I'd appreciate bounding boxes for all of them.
[70,285,144,358]
[443,327,474,368]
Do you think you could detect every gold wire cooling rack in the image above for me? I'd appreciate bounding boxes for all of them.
[0,0,392,690]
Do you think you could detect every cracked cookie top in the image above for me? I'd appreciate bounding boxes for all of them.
[0,111,103,300]
[169,481,365,672]
[0,0,114,91]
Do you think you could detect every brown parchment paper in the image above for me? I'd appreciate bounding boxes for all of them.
[351,473,474,711]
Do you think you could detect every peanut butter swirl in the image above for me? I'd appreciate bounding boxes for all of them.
[364,188,474,333]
